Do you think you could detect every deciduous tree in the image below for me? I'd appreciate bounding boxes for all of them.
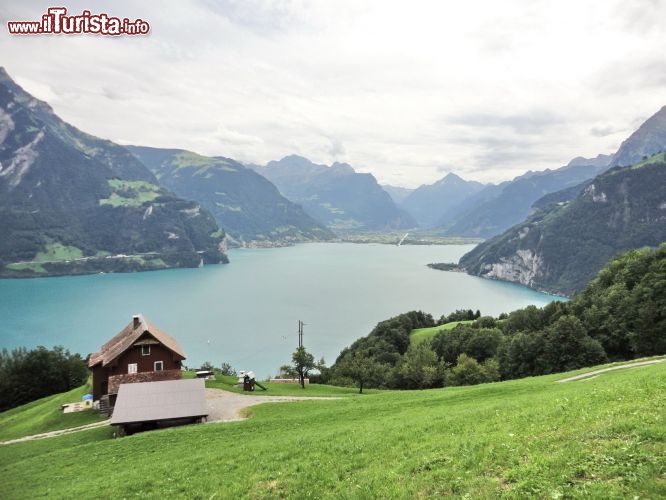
[334,350,388,393]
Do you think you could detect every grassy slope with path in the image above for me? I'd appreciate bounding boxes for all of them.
[1,360,664,498]
[0,385,105,442]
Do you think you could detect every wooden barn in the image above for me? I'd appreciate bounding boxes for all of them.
[88,314,186,401]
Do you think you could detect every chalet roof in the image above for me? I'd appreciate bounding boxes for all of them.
[110,378,208,425]
[88,314,186,368]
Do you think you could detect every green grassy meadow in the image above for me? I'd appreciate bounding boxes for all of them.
[410,321,473,344]
[100,179,161,207]
[1,361,664,499]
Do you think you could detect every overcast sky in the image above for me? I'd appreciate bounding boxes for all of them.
[2,0,666,187]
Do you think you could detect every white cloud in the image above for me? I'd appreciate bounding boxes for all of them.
[3,0,666,187]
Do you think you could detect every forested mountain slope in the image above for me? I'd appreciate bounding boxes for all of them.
[0,68,226,277]
[459,154,666,294]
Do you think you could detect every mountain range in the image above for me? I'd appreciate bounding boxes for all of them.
[398,173,486,228]
[3,62,665,289]
[0,68,227,277]
[127,146,334,246]
[437,157,611,238]
[252,155,416,232]
[386,106,666,241]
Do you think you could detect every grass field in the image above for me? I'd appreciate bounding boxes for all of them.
[410,321,473,344]
[1,361,664,499]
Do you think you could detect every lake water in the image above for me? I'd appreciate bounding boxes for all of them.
[0,243,559,377]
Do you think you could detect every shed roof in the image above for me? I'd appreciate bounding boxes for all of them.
[110,378,208,425]
[88,314,186,368]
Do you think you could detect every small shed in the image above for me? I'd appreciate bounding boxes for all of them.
[110,378,208,435]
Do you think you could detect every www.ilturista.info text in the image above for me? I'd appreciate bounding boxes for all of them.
[7,8,150,36]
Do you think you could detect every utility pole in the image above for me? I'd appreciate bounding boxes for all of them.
[297,320,304,388]
[298,320,304,348]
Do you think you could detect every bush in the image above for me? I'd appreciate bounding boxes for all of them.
[444,354,500,387]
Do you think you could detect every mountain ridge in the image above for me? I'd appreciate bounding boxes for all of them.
[400,172,487,228]
[437,160,608,238]
[127,146,334,246]
[610,105,666,167]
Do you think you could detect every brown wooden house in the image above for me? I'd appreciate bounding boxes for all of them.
[88,314,186,400]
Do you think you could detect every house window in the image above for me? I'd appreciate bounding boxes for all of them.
[154,361,164,371]
[141,345,150,356]
[128,363,138,374]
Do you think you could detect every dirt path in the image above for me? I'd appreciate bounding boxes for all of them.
[0,389,339,445]
[204,388,341,423]
[0,419,111,445]
[556,358,665,383]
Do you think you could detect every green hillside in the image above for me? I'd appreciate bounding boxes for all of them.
[1,361,664,498]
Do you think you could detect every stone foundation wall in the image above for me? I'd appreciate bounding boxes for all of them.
[108,369,182,394]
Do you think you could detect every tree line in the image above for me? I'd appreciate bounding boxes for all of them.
[326,243,666,392]
[0,346,89,412]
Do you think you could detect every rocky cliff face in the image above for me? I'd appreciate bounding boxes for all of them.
[481,248,545,288]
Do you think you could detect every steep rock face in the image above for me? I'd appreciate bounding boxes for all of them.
[460,154,666,295]
[254,155,416,232]
[127,146,334,246]
[0,67,227,277]
[611,106,666,167]
[482,248,545,288]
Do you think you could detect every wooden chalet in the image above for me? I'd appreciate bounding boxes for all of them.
[88,314,186,401]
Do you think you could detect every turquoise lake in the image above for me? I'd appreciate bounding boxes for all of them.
[0,243,559,377]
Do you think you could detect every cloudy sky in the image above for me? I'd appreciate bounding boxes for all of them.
[2,0,666,187]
